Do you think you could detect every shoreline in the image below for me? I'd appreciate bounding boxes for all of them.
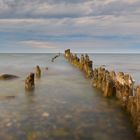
[64,49,140,138]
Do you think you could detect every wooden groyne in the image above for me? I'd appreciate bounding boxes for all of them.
[64,49,140,137]
[64,49,93,78]
[51,53,61,62]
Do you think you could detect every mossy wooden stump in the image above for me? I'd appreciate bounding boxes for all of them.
[64,49,71,59]
[35,65,41,78]
[25,73,35,91]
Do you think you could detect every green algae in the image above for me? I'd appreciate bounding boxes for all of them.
[52,128,70,137]
[27,131,49,140]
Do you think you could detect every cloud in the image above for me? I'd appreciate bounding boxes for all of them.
[20,40,56,49]
[0,14,140,37]
[0,0,139,18]
[0,0,139,53]
[92,0,140,16]
[0,0,90,18]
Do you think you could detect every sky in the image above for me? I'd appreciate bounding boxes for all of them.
[0,0,140,53]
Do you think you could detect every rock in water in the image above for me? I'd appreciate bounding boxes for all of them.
[0,74,19,80]
[25,73,35,90]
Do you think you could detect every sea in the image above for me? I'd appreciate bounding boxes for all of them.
[0,53,139,140]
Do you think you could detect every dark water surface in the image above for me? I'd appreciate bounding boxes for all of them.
[0,54,138,140]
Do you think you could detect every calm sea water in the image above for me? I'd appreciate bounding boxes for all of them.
[0,53,139,140]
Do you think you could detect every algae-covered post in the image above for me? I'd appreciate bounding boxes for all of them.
[80,54,93,78]
[64,49,71,59]
[79,54,85,70]
[72,54,80,67]
[115,73,134,107]
[35,65,41,78]
[92,67,135,99]
[25,73,35,90]
[64,50,93,78]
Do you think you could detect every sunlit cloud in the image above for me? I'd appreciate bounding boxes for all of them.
[20,40,57,49]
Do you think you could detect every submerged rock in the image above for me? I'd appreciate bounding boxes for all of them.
[0,74,19,80]
[6,122,12,127]
[0,95,15,100]
[42,112,50,118]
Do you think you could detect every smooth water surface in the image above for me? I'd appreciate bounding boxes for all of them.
[0,53,138,140]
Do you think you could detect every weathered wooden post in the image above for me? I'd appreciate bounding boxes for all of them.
[72,54,80,67]
[87,60,93,78]
[25,73,35,90]
[80,54,85,70]
[64,49,71,59]
[83,54,89,74]
[92,68,98,88]
[35,65,41,78]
